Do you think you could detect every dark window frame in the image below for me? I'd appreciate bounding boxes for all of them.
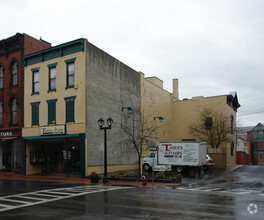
[48,63,57,92]
[47,99,57,124]
[31,102,40,126]
[64,96,76,123]
[0,65,3,89]
[65,58,76,89]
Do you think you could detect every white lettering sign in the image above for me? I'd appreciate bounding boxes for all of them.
[0,132,12,137]
[40,125,65,135]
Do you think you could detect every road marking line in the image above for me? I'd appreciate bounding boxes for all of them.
[9,195,45,201]
[0,185,133,213]
[32,193,63,198]
[0,198,30,204]
[177,187,261,195]
[41,191,74,196]
[0,204,17,208]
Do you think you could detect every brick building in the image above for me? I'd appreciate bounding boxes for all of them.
[0,33,51,173]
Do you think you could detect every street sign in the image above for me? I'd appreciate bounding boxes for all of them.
[99,144,104,152]
[150,147,157,151]
[153,165,171,172]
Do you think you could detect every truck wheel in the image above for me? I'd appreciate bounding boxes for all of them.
[143,164,150,171]
[176,167,183,173]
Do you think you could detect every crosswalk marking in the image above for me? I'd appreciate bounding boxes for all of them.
[177,186,264,196]
[0,185,133,213]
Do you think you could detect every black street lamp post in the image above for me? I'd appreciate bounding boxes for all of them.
[98,117,113,183]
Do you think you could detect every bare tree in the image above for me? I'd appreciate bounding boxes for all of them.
[121,108,162,176]
[188,107,234,148]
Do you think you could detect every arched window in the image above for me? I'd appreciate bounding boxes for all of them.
[11,61,18,86]
[0,101,3,126]
[0,65,3,89]
[11,98,17,124]
[231,141,234,156]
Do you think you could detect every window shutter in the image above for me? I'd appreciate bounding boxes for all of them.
[32,104,39,125]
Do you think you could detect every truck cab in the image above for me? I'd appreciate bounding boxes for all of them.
[142,152,157,171]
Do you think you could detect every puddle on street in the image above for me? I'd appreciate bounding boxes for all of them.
[213,176,240,184]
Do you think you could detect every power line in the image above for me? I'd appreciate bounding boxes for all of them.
[240,96,264,103]
[238,111,264,116]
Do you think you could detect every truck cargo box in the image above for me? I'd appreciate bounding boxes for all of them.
[158,142,206,166]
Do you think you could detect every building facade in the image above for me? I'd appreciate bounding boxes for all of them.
[0,33,50,173]
[23,38,140,177]
[140,76,240,168]
[247,123,264,165]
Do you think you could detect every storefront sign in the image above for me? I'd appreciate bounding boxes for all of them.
[40,125,66,136]
[0,132,13,137]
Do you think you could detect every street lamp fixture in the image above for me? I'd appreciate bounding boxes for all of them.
[153,116,164,122]
[121,107,133,114]
[98,117,113,183]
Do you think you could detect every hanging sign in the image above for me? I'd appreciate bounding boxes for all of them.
[40,125,66,135]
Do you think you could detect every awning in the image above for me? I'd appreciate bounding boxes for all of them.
[1,137,17,141]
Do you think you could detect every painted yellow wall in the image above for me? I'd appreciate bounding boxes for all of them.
[141,75,237,167]
[171,95,237,166]
[140,73,172,151]
[171,95,227,141]
[26,141,42,175]
[23,51,86,137]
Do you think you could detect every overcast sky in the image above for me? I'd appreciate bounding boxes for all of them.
[1,0,263,127]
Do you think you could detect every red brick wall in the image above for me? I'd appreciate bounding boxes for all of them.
[0,33,52,173]
[0,49,23,128]
[24,34,51,55]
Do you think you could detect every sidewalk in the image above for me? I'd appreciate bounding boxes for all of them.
[0,172,180,188]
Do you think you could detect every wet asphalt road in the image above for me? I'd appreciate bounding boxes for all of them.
[0,165,264,219]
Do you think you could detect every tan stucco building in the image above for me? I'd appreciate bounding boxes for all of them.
[140,75,240,167]
[22,38,140,177]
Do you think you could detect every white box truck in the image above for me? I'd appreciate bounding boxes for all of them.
[142,142,207,174]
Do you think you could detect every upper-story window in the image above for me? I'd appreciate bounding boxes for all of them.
[48,63,57,92]
[0,101,3,126]
[230,114,234,134]
[12,62,18,86]
[65,58,76,89]
[11,98,17,125]
[31,67,40,95]
[0,65,3,89]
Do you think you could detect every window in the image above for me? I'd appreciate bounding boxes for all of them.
[231,141,234,156]
[11,99,17,124]
[47,99,57,124]
[0,65,3,89]
[64,96,76,122]
[31,102,40,126]
[31,67,40,94]
[230,114,234,134]
[65,58,76,88]
[12,62,18,86]
[205,117,212,130]
[48,63,57,92]
[0,101,3,126]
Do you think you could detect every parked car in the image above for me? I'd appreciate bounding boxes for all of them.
[206,154,214,165]
[203,154,215,170]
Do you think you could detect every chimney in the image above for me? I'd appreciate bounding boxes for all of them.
[173,78,179,101]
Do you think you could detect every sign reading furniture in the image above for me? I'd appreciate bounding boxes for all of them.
[40,125,66,136]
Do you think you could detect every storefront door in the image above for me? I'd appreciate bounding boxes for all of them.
[42,140,80,175]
